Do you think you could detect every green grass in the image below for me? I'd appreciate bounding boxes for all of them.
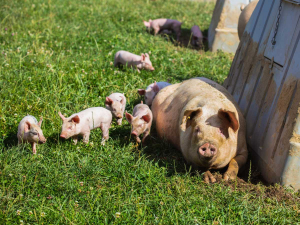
[0,0,299,224]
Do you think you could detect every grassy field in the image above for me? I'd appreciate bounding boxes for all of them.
[0,0,299,224]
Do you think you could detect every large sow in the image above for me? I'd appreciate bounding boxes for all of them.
[152,78,248,183]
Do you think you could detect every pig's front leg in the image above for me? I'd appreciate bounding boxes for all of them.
[153,27,160,36]
[72,135,78,145]
[135,136,141,143]
[117,118,122,126]
[31,142,37,154]
[223,151,247,181]
[82,132,90,144]
[203,170,216,183]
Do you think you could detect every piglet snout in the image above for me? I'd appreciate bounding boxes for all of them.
[199,143,217,158]
[131,131,138,136]
[38,138,46,144]
[60,134,66,139]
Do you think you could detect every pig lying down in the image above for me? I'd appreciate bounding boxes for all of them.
[59,107,112,145]
[191,25,203,47]
[143,18,182,41]
[152,78,248,183]
[138,81,171,106]
[114,50,154,73]
[105,93,126,125]
[17,115,46,154]
[125,102,153,143]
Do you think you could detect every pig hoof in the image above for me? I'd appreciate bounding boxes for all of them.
[117,121,122,126]
[223,172,237,181]
[203,171,216,184]
[101,140,106,146]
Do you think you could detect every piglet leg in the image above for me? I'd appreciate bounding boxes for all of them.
[72,135,78,145]
[31,142,37,154]
[82,132,90,144]
[117,118,122,126]
[101,123,110,145]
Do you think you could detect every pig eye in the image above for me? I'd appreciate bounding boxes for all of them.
[195,127,200,133]
[68,126,72,130]
[30,131,38,135]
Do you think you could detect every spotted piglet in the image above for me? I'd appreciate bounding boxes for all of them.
[125,102,153,143]
[17,115,47,154]
[105,93,126,125]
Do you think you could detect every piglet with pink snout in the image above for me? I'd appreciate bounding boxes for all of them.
[143,18,182,41]
[138,81,171,106]
[59,107,112,145]
[105,93,126,125]
[17,115,47,154]
[114,50,154,73]
[125,101,153,144]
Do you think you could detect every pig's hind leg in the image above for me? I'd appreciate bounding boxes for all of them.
[100,122,110,145]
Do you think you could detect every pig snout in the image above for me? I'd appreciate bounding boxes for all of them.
[150,67,155,71]
[60,133,66,139]
[199,143,217,158]
[131,131,138,136]
[38,137,46,144]
[116,114,123,119]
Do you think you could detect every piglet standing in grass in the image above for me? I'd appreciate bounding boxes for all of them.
[17,115,46,154]
[125,101,153,143]
[138,81,171,106]
[105,93,126,125]
[191,25,203,47]
[59,107,112,145]
[143,18,182,41]
[114,50,154,73]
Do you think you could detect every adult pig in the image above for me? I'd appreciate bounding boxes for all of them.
[238,0,259,40]
[138,81,171,106]
[59,107,112,145]
[125,102,153,143]
[191,25,203,47]
[105,93,126,125]
[114,50,154,73]
[143,18,182,41]
[17,115,46,154]
[152,78,248,183]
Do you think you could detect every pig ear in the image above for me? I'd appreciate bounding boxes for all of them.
[145,53,150,58]
[180,108,202,131]
[58,112,66,120]
[141,54,146,61]
[138,89,146,96]
[38,117,43,127]
[218,109,239,132]
[71,115,80,124]
[120,95,125,104]
[24,121,31,133]
[105,97,113,106]
[153,82,160,93]
[125,112,133,124]
[142,114,151,123]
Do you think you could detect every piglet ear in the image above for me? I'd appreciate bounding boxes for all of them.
[24,121,31,133]
[38,117,43,127]
[142,114,151,123]
[145,53,149,58]
[153,81,160,93]
[138,89,146,96]
[105,97,113,106]
[218,109,239,132]
[58,112,66,120]
[141,54,146,61]
[71,115,80,124]
[125,112,133,124]
[120,95,125,104]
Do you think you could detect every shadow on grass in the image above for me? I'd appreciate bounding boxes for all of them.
[3,131,18,149]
